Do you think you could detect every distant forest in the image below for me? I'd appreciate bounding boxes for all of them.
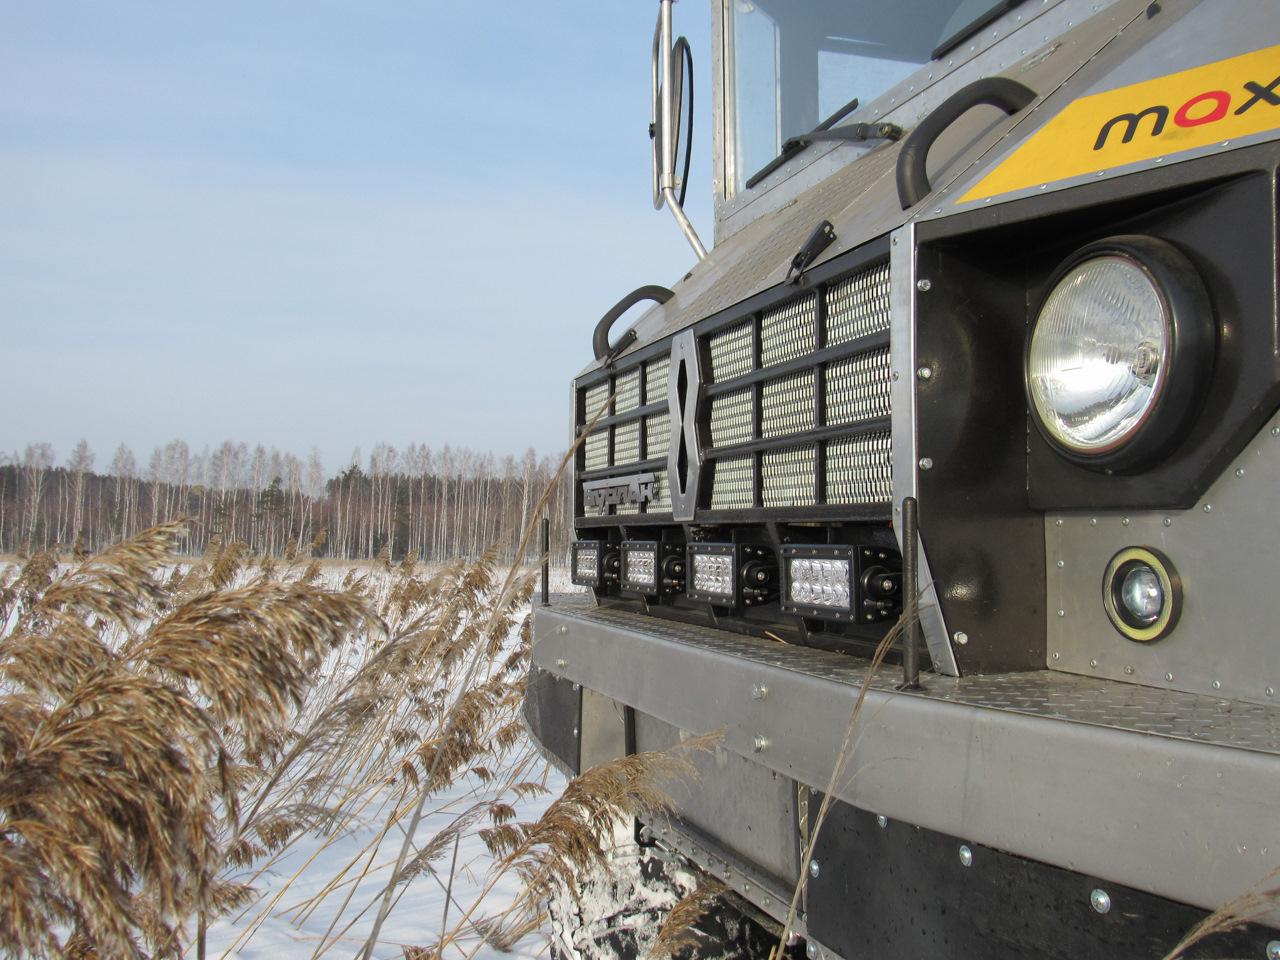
[1,440,572,562]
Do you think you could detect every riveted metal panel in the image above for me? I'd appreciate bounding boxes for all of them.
[1048,413,1280,706]
[889,224,959,677]
[531,601,1280,925]
[634,713,799,888]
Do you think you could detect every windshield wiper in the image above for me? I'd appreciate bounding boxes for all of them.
[743,95,904,190]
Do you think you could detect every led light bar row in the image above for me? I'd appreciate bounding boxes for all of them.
[570,540,902,622]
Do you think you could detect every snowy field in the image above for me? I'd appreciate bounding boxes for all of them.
[205,747,568,960]
[0,551,582,960]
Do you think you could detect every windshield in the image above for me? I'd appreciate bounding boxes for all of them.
[726,0,1018,196]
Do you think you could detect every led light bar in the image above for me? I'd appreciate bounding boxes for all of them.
[686,543,776,606]
[782,545,854,618]
[620,541,685,596]
[570,540,618,589]
[781,545,901,622]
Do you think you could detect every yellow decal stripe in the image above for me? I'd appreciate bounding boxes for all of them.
[959,43,1280,204]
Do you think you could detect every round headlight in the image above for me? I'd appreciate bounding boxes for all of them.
[1102,546,1181,642]
[1026,236,1213,473]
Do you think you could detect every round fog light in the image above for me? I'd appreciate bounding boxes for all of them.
[1103,546,1181,642]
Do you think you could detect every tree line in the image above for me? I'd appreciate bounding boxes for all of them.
[0,440,574,563]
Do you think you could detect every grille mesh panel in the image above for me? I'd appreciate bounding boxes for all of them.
[825,349,892,425]
[709,322,754,382]
[711,456,754,510]
[762,445,816,507]
[584,431,609,471]
[645,356,670,405]
[710,389,754,448]
[646,413,670,460]
[827,262,891,345]
[649,469,671,512]
[615,369,641,414]
[826,434,893,504]
[584,382,611,422]
[761,295,817,366]
[761,372,815,439]
[613,420,641,467]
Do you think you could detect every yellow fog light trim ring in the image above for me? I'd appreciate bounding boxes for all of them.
[1102,546,1182,643]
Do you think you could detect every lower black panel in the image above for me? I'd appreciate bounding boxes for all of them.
[807,799,1278,960]
[522,667,581,775]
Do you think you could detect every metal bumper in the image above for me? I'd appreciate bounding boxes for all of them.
[532,598,1280,925]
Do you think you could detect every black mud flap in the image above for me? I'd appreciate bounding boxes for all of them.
[523,666,581,776]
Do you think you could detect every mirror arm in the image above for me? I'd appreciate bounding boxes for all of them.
[652,0,708,261]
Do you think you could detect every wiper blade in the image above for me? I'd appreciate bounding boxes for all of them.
[743,96,904,191]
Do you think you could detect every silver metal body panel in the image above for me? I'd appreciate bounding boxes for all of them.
[1048,414,1280,706]
[634,712,799,887]
[889,224,958,676]
[533,600,1280,924]
[939,0,1280,213]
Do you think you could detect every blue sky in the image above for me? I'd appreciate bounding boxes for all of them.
[1,1,713,473]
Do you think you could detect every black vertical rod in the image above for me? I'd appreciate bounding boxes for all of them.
[901,496,921,689]
[540,516,551,606]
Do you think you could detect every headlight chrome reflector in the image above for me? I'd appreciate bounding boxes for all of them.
[1102,545,1181,642]
[620,541,685,596]
[781,545,901,622]
[1026,236,1213,473]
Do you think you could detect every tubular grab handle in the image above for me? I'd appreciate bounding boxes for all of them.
[896,76,1036,209]
[593,285,674,361]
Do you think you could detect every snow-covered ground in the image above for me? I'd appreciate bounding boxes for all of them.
[205,751,568,960]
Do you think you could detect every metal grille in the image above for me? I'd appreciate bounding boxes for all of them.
[615,368,641,414]
[646,413,670,460]
[825,349,892,425]
[710,389,754,448]
[585,382,611,422]
[761,371,815,439]
[584,431,609,471]
[827,262,890,345]
[645,355,670,405]
[709,322,754,382]
[711,456,754,510]
[613,420,641,466]
[761,295,816,367]
[826,434,893,504]
[649,469,671,512]
[762,445,816,507]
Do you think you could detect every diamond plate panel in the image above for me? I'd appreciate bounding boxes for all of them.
[761,294,817,367]
[710,388,754,449]
[826,434,893,504]
[615,368,641,414]
[646,413,670,460]
[763,444,816,507]
[761,371,816,439]
[584,382,611,424]
[825,349,892,425]
[584,430,609,471]
[711,455,754,510]
[645,355,670,406]
[827,261,891,346]
[613,420,641,467]
[709,322,755,382]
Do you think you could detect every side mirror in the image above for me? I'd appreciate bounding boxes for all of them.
[649,1,705,259]
[651,23,694,211]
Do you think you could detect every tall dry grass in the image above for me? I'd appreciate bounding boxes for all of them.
[0,523,377,958]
